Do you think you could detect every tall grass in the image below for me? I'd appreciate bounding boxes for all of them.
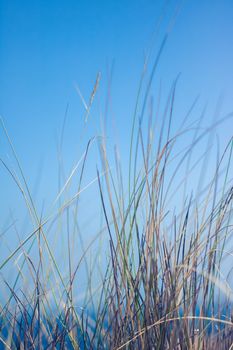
[96,80,233,349]
[1,54,233,349]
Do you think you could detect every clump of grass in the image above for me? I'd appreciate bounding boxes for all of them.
[98,118,233,349]
[0,47,233,349]
[96,73,233,348]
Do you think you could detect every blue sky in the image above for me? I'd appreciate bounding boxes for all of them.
[1,0,232,195]
[0,0,233,291]
[1,1,233,140]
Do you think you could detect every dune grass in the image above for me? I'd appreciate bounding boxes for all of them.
[1,47,233,349]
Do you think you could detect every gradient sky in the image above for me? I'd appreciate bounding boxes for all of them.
[1,1,233,146]
[0,1,233,287]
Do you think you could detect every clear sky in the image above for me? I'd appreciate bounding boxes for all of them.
[1,0,233,146]
[0,0,233,293]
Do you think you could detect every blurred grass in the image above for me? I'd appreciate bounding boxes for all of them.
[0,41,233,349]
